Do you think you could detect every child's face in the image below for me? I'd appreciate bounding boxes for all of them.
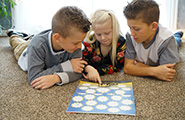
[127,19,156,45]
[94,18,113,47]
[56,29,87,53]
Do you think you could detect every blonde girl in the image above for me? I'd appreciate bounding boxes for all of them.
[83,9,126,83]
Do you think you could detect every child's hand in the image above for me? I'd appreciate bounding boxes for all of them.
[70,58,87,73]
[154,64,176,82]
[30,74,61,90]
[83,65,102,84]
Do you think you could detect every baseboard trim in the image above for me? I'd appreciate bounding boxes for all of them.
[0,30,8,36]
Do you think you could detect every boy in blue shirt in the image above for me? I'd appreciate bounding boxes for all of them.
[123,0,183,81]
[7,6,91,89]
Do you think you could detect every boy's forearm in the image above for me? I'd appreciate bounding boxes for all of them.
[124,59,155,77]
[56,72,82,85]
[124,61,176,82]
[124,64,155,77]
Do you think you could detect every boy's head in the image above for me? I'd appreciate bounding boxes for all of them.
[123,0,159,25]
[123,0,159,45]
[51,6,91,53]
[52,6,91,38]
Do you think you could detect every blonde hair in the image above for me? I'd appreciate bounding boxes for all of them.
[86,9,122,67]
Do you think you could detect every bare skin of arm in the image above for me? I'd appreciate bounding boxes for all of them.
[83,65,102,84]
[31,74,61,90]
[123,58,176,82]
[31,58,87,90]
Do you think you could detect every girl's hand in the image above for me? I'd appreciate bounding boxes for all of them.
[83,65,102,84]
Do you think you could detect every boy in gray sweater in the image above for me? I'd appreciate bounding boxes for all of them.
[8,6,91,90]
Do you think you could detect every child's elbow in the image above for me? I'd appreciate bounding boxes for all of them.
[123,66,129,74]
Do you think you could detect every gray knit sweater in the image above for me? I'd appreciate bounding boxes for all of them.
[18,29,82,85]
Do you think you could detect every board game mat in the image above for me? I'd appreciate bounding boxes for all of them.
[66,80,136,115]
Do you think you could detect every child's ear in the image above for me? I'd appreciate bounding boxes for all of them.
[53,33,62,42]
[151,22,158,31]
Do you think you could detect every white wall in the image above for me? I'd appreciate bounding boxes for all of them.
[12,0,175,35]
